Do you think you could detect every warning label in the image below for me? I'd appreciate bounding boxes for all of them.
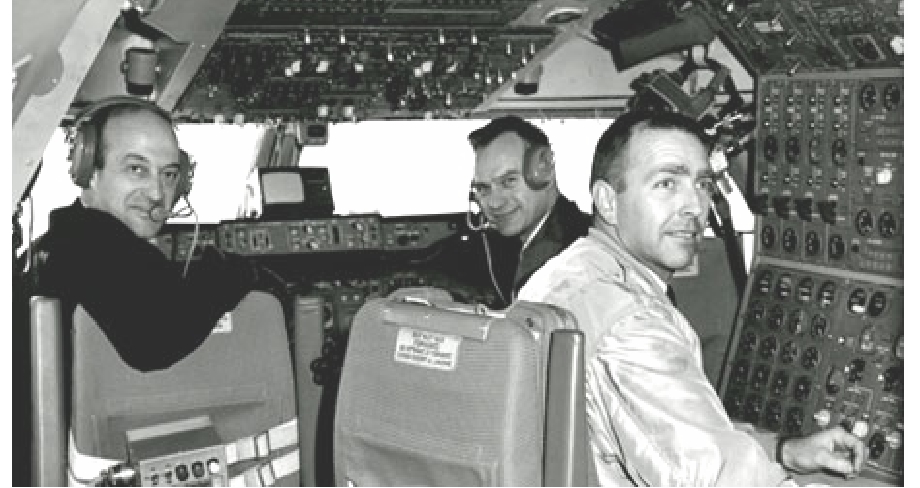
[393,327,461,371]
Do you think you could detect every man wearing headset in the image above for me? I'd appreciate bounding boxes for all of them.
[465,115,590,307]
[29,98,260,372]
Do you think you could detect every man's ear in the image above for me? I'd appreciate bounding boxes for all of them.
[591,179,618,226]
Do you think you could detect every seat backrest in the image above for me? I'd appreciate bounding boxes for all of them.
[69,291,298,485]
[333,287,591,486]
[30,296,68,486]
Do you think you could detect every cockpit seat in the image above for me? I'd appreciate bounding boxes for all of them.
[333,287,595,486]
[64,291,299,486]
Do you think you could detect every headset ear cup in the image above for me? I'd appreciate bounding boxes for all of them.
[523,145,552,190]
[69,122,99,188]
[176,149,191,199]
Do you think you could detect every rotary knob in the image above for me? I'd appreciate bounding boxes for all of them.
[886,430,903,450]
[851,419,869,438]
[813,409,831,428]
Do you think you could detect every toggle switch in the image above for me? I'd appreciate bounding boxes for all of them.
[817,201,837,224]
[826,366,845,394]
[795,198,813,221]
[773,196,792,219]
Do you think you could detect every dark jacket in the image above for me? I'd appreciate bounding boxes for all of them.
[442,194,590,308]
[499,194,591,304]
[27,200,256,372]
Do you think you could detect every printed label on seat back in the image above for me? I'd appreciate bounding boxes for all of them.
[393,327,461,371]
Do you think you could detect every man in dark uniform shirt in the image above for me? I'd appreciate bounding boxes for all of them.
[463,116,591,307]
[28,99,259,371]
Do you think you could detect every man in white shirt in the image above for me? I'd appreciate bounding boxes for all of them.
[519,110,866,485]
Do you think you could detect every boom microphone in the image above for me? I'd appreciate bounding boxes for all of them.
[148,206,169,222]
[466,189,491,231]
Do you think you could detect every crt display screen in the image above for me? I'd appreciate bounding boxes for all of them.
[261,172,306,205]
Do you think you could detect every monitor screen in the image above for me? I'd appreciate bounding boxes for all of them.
[261,171,306,205]
[258,167,334,219]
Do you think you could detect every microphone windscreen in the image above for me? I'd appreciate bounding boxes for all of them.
[149,206,168,222]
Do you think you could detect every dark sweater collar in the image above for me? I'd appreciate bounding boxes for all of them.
[533,194,585,246]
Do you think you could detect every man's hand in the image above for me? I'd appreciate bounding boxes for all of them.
[780,425,867,477]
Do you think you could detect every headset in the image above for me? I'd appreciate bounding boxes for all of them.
[521,143,554,190]
[68,96,192,199]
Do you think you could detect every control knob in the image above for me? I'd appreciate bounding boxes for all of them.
[886,430,903,450]
[851,419,869,438]
[813,408,831,428]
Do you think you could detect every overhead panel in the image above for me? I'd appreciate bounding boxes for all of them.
[173,0,560,123]
[698,0,904,75]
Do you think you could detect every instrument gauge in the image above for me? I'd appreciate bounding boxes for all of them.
[855,209,874,237]
[811,314,828,339]
[878,212,898,238]
[756,270,774,294]
[782,228,798,253]
[801,346,821,369]
[761,225,777,249]
[868,291,888,317]
[767,305,785,331]
[796,277,815,302]
[748,301,766,324]
[817,281,836,307]
[883,83,901,111]
[828,235,846,260]
[859,83,878,110]
[847,288,868,315]
[805,231,821,256]
[775,274,794,300]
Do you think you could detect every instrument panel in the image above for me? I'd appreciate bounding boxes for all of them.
[174,0,557,122]
[723,263,903,479]
[152,213,465,258]
[752,70,903,278]
[699,0,903,75]
[719,68,903,484]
